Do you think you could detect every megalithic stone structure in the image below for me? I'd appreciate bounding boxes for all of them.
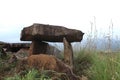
[20,23,84,68]
[63,37,73,69]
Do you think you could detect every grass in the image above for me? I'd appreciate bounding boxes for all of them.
[86,52,120,80]
[74,50,92,76]
[4,69,52,80]
[72,49,120,80]
[4,68,69,80]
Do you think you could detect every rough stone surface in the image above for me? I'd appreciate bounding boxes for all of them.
[63,37,73,69]
[18,54,80,80]
[29,41,48,56]
[15,48,29,58]
[21,23,84,42]
[0,41,61,56]
[1,42,30,52]
[29,41,61,56]
[46,44,61,57]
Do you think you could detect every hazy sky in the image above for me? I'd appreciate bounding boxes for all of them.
[0,0,120,42]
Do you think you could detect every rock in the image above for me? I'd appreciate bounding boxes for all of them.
[20,23,84,42]
[0,41,9,49]
[29,41,61,56]
[29,41,48,56]
[18,54,80,80]
[7,43,30,52]
[63,37,73,69]
[1,42,30,52]
[0,47,7,58]
[20,23,84,77]
[15,48,29,58]
[0,41,60,56]
[9,54,17,63]
[46,44,61,57]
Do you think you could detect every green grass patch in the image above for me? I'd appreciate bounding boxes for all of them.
[73,50,120,80]
[74,50,92,76]
[4,69,52,80]
[87,52,120,80]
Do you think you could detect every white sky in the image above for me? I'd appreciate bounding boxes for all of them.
[0,0,120,42]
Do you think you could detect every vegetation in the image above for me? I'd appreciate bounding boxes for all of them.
[1,50,120,80]
[4,69,52,80]
[87,52,120,80]
[1,19,120,80]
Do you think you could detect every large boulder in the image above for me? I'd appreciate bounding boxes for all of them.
[20,23,84,42]
[7,43,30,52]
[17,54,80,80]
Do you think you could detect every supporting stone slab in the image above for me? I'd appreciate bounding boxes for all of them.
[29,41,61,56]
[63,37,73,69]
[29,41,48,56]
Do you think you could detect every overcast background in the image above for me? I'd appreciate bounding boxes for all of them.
[0,0,120,43]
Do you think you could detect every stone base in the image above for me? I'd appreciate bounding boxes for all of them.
[29,41,61,56]
[29,41,48,56]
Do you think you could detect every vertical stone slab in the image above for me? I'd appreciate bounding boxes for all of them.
[29,41,48,56]
[63,37,73,69]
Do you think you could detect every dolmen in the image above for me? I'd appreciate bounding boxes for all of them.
[20,23,84,68]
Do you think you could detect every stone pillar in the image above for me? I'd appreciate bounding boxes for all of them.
[29,41,48,56]
[63,37,73,69]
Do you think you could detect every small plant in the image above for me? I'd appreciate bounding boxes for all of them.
[5,69,52,80]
